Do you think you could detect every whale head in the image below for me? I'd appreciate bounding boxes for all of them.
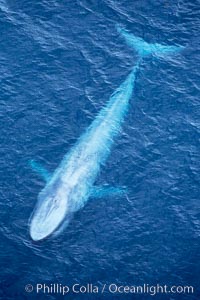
[30,189,69,241]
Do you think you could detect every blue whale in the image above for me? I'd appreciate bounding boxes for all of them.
[29,27,183,241]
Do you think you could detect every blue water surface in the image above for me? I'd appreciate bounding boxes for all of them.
[0,0,199,299]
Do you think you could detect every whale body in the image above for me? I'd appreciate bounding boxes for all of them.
[29,26,183,241]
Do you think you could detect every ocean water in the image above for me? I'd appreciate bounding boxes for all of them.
[0,0,199,299]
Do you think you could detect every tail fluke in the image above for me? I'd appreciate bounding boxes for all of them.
[117,25,184,58]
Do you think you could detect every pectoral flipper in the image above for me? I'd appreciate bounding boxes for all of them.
[91,185,126,198]
[29,160,52,182]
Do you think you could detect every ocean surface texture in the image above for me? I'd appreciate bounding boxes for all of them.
[0,0,199,299]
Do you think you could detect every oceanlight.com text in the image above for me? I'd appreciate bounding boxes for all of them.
[25,283,194,296]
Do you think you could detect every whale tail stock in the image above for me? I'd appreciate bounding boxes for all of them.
[117,25,184,58]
